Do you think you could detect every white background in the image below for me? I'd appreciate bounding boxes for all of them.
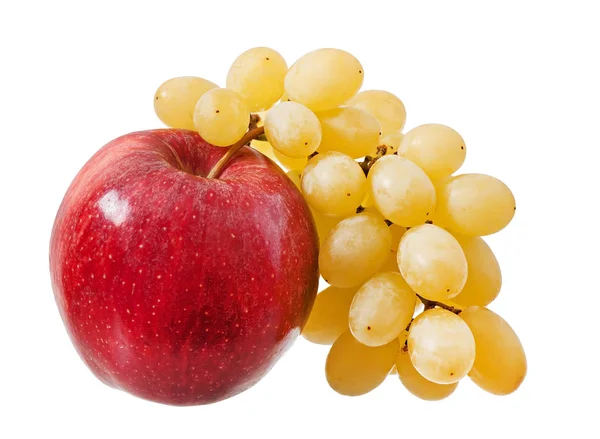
[1,1,598,437]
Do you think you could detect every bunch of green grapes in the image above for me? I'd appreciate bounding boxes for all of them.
[152,47,526,401]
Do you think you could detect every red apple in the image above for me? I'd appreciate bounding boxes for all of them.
[49,129,319,405]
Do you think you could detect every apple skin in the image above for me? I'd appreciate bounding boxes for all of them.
[49,129,319,406]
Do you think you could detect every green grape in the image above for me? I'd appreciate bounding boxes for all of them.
[398,224,467,301]
[286,169,302,190]
[311,210,346,245]
[193,88,249,147]
[301,152,366,216]
[452,235,502,307]
[349,272,416,347]
[379,132,404,155]
[368,155,435,227]
[460,307,527,395]
[408,308,475,384]
[302,286,358,345]
[435,174,516,236]
[316,106,381,158]
[346,90,406,135]
[396,344,458,401]
[389,330,409,376]
[358,206,386,221]
[250,139,277,162]
[413,300,425,316]
[154,76,218,129]
[326,331,398,396]
[399,124,466,181]
[272,148,307,171]
[226,47,288,112]
[361,193,373,208]
[254,110,267,126]
[423,209,445,227]
[377,224,406,273]
[444,300,467,312]
[264,102,321,157]
[285,48,364,112]
[319,213,392,288]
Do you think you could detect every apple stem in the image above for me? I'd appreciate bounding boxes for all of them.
[206,126,265,179]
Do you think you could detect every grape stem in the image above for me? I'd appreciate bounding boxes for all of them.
[417,295,462,315]
[206,126,265,179]
[248,113,261,130]
[359,145,388,176]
